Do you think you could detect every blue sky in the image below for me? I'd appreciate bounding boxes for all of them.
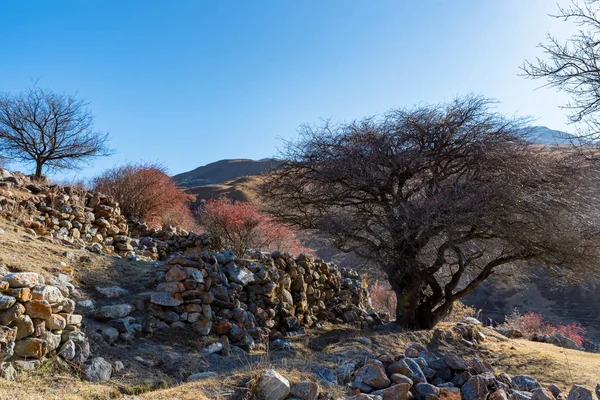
[0,1,576,180]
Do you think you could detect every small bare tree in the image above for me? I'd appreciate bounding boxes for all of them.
[261,95,600,329]
[522,1,600,139]
[0,85,112,178]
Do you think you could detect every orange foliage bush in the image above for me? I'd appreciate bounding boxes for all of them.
[198,197,309,257]
[92,162,196,230]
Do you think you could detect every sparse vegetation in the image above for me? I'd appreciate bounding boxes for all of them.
[501,310,588,347]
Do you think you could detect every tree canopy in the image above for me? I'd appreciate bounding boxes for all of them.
[262,95,600,329]
[0,85,112,177]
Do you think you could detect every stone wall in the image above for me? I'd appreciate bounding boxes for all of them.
[0,169,207,260]
[145,248,379,349]
[0,271,89,379]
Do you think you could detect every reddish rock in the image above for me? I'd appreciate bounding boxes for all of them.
[165,266,187,282]
[25,300,52,320]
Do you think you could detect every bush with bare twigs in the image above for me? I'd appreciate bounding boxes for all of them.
[197,197,309,257]
[92,162,197,230]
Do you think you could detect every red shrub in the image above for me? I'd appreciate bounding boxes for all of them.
[92,162,196,229]
[503,311,588,346]
[198,197,309,256]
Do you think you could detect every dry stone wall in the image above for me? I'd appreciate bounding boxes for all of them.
[0,271,89,378]
[0,169,207,260]
[146,248,380,349]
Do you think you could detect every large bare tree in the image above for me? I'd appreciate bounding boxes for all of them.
[523,0,600,139]
[0,85,112,178]
[261,95,600,329]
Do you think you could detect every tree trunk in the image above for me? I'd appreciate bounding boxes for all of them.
[34,161,43,178]
[390,274,453,330]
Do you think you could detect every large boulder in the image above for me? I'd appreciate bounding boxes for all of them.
[3,272,45,288]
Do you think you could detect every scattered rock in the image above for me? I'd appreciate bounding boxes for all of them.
[83,357,113,382]
[257,369,290,400]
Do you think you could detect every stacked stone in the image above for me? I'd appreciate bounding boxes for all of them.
[147,249,378,349]
[129,219,215,260]
[0,272,89,378]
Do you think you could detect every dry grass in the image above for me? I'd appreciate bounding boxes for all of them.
[0,219,155,293]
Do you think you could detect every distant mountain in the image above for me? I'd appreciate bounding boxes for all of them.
[521,126,575,145]
[172,158,280,189]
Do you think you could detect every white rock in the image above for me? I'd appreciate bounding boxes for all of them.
[258,369,290,400]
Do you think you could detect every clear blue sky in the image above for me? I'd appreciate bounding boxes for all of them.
[0,0,576,180]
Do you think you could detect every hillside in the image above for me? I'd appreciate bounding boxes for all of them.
[172,158,280,189]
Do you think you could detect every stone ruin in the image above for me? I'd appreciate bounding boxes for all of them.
[144,249,379,348]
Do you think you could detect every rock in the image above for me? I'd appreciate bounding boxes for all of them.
[202,342,223,355]
[270,339,293,351]
[568,386,593,400]
[440,387,462,400]
[45,314,67,330]
[13,315,34,340]
[354,363,391,389]
[532,388,556,400]
[511,391,534,400]
[59,340,76,361]
[31,285,64,303]
[91,304,135,321]
[0,295,16,310]
[14,338,47,359]
[374,383,411,400]
[188,371,217,381]
[291,381,320,400]
[0,362,16,381]
[490,389,509,400]
[595,385,599,400]
[390,373,413,386]
[462,317,481,325]
[150,292,183,307]
[24,300,52,319]
[2,272,45,288]
[83,357,113,382]
[548,385,562,399]
[100,327,120,343]
[76,299,95,312]
[444,354,468,370]
[461,375,489,400]
[257,369,290,400]
[416,383,441,398]
[512,375,541,392]
[387,358,426,384]
[96,286,129,298]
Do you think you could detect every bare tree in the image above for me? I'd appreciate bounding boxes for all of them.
[522,0,600,139]
[0,85,112,178]
[261,95,600,329]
